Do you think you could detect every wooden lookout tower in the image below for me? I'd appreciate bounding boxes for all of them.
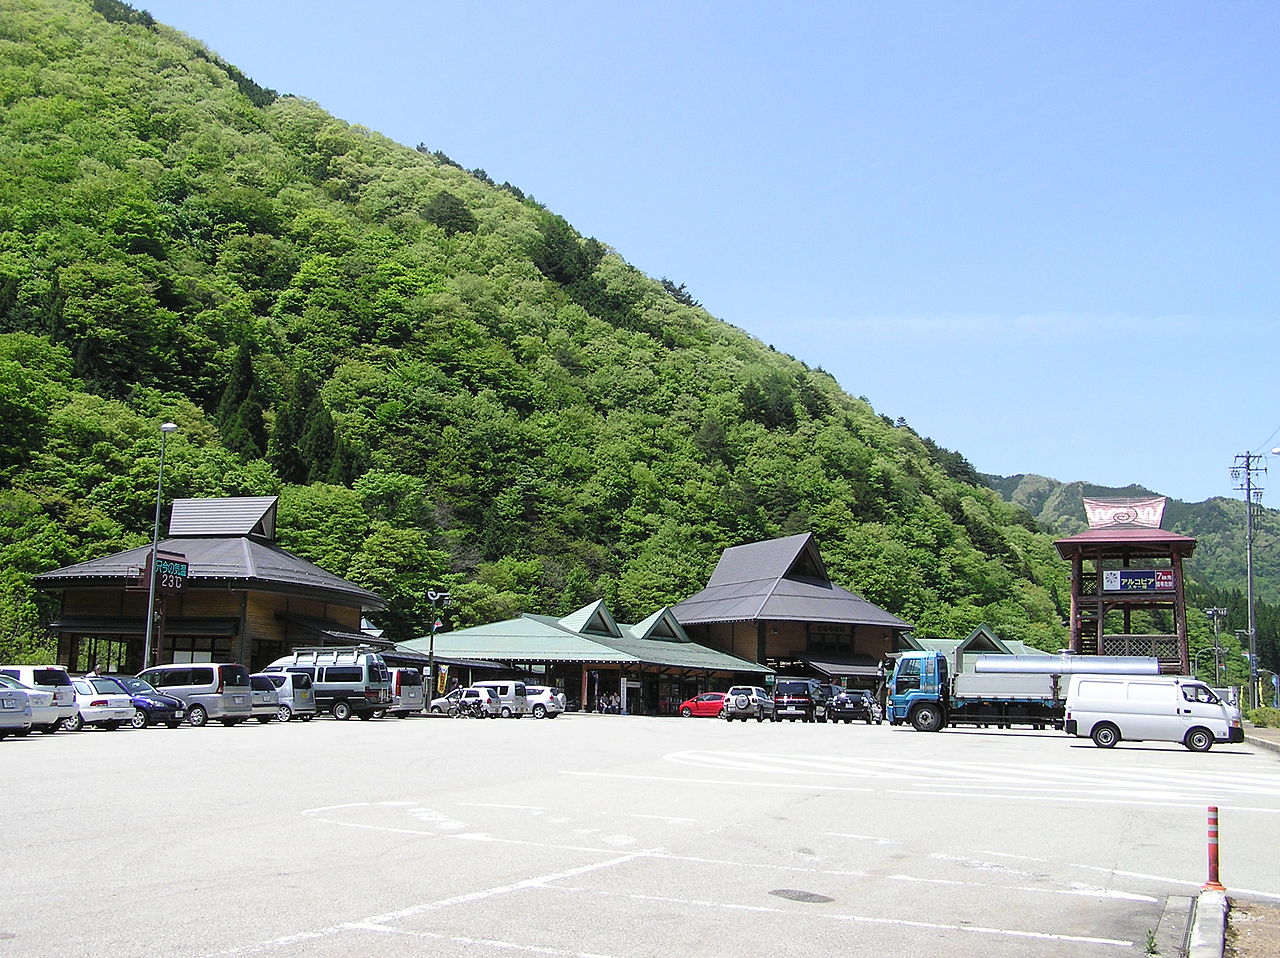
[1054,497,1194,674]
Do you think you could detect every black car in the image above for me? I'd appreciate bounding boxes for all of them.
[772,677,821,722]
[828,688,881,724]
[101,674,187,729]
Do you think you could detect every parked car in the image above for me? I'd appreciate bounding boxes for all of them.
[101,674,186,728]
[828,688,880,724]
[249,674,280,723]
[254,671,317,722]
[430,686,500,717]
[472,680,529,718]
[387,667,425,718]
[524,685,566,719]
[137,663,253,727]
[0,682,32,739]
[65,676,135,731]
[772,677,822,722]
[0,673,58,734]
[678,692,726,718]
[0,665,77,733]
[264,647,391,720]
[722,686,771,722]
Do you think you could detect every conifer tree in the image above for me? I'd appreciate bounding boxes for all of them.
[267,367,314,484]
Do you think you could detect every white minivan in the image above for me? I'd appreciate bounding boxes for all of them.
[1064,674,1244,751]
[472,680,528,718]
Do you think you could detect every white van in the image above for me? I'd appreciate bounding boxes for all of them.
[1064,674,1244,751]
[472,680,528,718]
[387,667,425,718]
[0,665,78,733]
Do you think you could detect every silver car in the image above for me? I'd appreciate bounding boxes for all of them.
[0,683,32,739]
[524,685,565,719]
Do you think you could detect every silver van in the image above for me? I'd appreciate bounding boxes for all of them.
[137,663,254,727]
[0,683,32,739]
[387,667,425,718]
[0,665,78,733]
[254,671,317,722]
[264,647,391,720]
[472,680,529,718]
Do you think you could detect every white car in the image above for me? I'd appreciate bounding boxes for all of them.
[524,685,565,719]
[0,665,77,733]
[0,673,57,734]
[0,683,32,739]
[64,676,135,731]
[722,685,772,722]
[430,686,500,717]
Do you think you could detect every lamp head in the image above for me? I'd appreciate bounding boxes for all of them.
[160,422,178,433]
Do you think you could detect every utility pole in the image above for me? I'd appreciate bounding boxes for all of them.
[1231,453,1265,709]
[1202,607,1227,686]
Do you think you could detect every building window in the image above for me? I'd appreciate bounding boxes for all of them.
[807,623,852,653]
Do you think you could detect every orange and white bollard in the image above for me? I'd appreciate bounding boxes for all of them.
[1202,805,1226,891]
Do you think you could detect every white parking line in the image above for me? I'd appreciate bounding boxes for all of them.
[200,853,645,957]
[544,885,1136,949]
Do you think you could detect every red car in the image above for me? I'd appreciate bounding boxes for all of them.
[678,692,726,717]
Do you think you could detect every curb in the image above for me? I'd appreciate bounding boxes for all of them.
[1186,889,1228,958]
[1243,732,1280,756]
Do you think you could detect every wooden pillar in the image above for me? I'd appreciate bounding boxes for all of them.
[756,620,766,665]
[1173,551,1190,674]
[1069,553,1081,654]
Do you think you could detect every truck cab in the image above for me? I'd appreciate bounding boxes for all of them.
[886,651,948,730]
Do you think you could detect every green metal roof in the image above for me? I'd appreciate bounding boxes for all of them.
[399,614,635,665]
[402,601,770,674]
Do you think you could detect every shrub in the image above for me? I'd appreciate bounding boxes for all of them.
[1247,707,1280,728]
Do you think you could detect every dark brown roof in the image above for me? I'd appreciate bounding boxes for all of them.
[673,533,912,630]
[1054,527,1198,560]
[34,537,384,609]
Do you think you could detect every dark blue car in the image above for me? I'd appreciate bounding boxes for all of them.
[100,674,186,729]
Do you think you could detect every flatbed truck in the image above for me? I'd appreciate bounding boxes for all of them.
[886,651,1161,732]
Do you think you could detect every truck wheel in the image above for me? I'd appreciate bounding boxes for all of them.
[332,701,352,721]
[1184,727,1214,752]
[911,704,943,732]
[1091,723,1120,748]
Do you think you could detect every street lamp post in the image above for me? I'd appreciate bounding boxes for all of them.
[426,590,450,699]
[1202,607,1227,686]
[142,422,178,670]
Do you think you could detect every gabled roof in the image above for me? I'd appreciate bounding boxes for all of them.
[557,599,622,637]
[400,600,770,674]
[34,536,383,609]
[169,496,278,539]
[673,533,912,630]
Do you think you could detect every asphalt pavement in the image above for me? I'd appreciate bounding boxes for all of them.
[3,714,1279,958]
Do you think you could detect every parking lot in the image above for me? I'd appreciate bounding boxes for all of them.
[3,714,1280,958]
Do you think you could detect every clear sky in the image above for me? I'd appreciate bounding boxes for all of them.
[139,0,1280,504]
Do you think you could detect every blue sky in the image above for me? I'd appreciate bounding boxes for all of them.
[140,0,1280,504]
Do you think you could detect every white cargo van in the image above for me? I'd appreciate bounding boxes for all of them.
[1064,674,1244,751]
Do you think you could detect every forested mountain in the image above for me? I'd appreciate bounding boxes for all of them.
[987,474,1280,674]
[986,474,1280,605]
[0,0,1257,675]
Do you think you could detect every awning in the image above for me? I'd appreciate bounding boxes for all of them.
[800,654,884,678]
[46,616,241,637]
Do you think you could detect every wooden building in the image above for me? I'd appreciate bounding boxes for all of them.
[672,533,912,685]
[34,497,385,673]
[1054,497,1194,674]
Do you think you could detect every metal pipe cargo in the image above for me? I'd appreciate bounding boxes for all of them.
[972,654,1161,675]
